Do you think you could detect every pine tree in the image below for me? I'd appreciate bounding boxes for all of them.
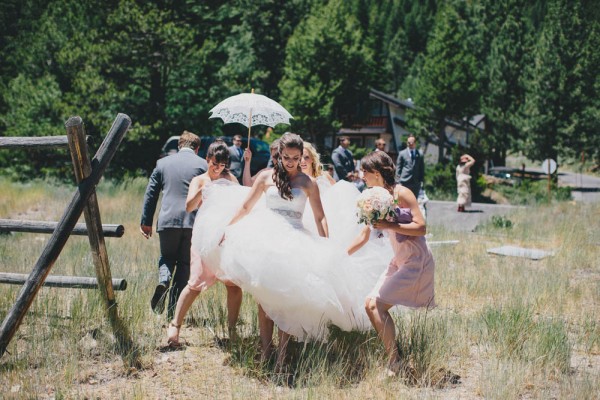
[409,1,480,162]
[519,0,598,165]
[480,0,529,166]
[278,0,374,147]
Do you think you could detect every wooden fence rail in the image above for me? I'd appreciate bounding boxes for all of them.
[0,219,124,237]
[0,273,127,291]
[0,135,89,148]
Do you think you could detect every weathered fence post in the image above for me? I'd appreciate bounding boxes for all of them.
[0,114,134,364]
[65,116,139,367]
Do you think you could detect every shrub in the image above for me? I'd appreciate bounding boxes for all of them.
[492,178,572,205]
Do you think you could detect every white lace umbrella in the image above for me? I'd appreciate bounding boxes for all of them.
[209,90,293,146]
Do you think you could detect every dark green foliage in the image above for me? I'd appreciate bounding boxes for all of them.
[518,0,600,165]
[0,0,598,179]
[492,177,572,205]
[279,0,374,147]
[491,215,513,229]
[408,1,480,162]
[423,162,457,201]
[478,0,530,167]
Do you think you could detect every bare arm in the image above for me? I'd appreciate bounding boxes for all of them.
[347,225,370,255]
[372,185,426,236]
[227,170,268,226]
[306,178,328,238]
[242,148,253,187]
[227,171,241,184]
[185,175,206,212]
[463,154,475,168]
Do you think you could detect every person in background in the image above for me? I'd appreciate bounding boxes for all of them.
[374,138,386,152]
[456,154,475,212]
[395,134,424,199]
[331,136,355,182]
[300,142,336,190]
[228,134,245,183]
[325,164,337,180]
[140,131,207,318]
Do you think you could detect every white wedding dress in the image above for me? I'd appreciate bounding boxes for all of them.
[192,180,391,341]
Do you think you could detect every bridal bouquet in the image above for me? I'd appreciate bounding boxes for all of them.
[356,186,396,226]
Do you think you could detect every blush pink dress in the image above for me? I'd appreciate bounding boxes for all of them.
[368,207,436,308]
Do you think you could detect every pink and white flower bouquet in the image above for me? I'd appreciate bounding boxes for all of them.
[356,186,395,226]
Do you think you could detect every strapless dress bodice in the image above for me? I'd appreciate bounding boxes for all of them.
[266,186,307,224]
[394,207,413,243]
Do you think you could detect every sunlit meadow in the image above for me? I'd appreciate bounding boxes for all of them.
[0,177,598,399]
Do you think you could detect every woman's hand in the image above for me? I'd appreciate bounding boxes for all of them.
[372,220,394,230]
[243,148,252,162]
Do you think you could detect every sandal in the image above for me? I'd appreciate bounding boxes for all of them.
[167,321,182,348]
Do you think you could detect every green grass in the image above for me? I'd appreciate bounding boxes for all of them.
[0,177,599,398]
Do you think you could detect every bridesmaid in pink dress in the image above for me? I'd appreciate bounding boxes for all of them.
[347,151,435,375]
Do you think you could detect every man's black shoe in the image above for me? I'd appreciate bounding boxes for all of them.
[150,283,168,314]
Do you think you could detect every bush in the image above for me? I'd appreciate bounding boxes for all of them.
[492,178,572,205]
[423,162,456,201]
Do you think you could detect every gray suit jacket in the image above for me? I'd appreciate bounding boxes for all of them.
[141,148,208,231]
[228,145,244,180]
[331,146,354,181]
[395,147,424,188]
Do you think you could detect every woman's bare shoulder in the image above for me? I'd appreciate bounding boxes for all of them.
[225,172,240,184]
[256,168,274,181]
[394,184,415,203]
[192,173,210,185]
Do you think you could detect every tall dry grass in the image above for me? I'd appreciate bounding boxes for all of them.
[0,177,598,398]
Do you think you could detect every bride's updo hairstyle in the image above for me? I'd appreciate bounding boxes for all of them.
[303,142,323,178]
[273,132,304,200]
[361,151,396,192]
[207,141,230,172]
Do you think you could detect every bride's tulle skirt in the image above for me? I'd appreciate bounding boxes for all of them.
[192,180,392,340]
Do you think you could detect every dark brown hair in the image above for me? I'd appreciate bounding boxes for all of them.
[207,141,230,171]
[273,132,303,200]
[179,130,201,150]
[361,151,396,192]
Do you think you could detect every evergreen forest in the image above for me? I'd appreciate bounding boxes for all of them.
[0,0,598,179]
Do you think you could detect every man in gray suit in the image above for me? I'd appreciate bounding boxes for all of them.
[331,136,355,182]
[228,134,244,183]
[140,131,208,318]
[395,134,424,199]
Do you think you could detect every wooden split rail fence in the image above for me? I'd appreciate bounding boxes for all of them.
[0,114,140,367]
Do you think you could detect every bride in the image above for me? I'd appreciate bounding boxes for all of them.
[218,132,344,366]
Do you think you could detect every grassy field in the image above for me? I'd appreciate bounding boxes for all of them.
[0,177,598,399]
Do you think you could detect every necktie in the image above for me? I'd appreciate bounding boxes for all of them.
[411,150,415,161]
[238,147,243,158]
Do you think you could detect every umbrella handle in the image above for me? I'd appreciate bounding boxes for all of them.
[247,88,254,149]
[247,109,252,149]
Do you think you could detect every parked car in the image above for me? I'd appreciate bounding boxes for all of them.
[160,135,271,176]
